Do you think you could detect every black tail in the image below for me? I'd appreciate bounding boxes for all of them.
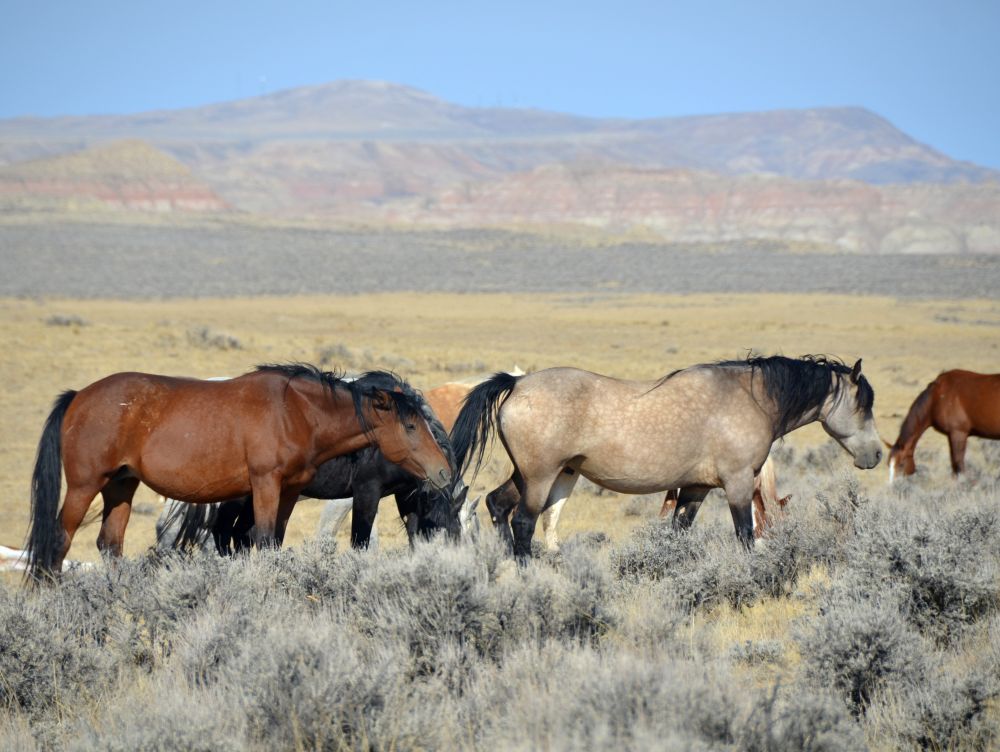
[26,390,77,581]
[450,372,520,478]
[156,498,218,551]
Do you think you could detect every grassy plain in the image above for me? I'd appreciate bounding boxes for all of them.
[1,291,997,562]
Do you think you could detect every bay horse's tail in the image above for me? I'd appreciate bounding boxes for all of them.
[450,372,520,478]
[26,390,77,581]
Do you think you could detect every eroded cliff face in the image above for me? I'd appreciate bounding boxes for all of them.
[0,140,228,213]
[335,164,1000,254]
[0,83,997,253]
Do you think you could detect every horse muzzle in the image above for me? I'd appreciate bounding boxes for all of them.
[854,448,882,470]
[429,467,453,490]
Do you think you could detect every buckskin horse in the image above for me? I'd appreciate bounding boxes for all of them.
[25,364,452,579]
[452,355,881,557]
[887,369,1000,482]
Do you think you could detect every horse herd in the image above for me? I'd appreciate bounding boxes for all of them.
[21,357,1000,579]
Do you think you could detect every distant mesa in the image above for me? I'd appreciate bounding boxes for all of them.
[0,81,997,252]
[0,140,229,213]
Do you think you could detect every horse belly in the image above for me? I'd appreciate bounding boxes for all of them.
[137,423,252,502]
[577,454,712,496]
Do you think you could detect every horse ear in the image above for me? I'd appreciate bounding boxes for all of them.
[370,390,393,411]
[451,484,469,513]
[850,359,863,382]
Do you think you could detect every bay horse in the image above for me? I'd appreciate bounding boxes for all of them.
[887,369,1000,482]
[26,364,452,579]
[157,374,469,553]
[452,355,881,557]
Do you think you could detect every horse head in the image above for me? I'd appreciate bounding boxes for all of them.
[820,359,883,470]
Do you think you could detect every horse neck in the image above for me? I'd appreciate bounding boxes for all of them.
[894,383,934,456]
[744,371,822,440]
[290,382,375,462]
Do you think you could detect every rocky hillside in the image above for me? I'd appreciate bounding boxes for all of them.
[0,81,997,252]
[0,140,228,213]
[360,164,1000,254]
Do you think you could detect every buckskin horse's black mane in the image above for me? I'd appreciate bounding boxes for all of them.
[659,355,874,438]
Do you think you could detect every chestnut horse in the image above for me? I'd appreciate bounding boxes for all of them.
[452,356,881,557]
[887,369,1000,482]
[26,364,451,579]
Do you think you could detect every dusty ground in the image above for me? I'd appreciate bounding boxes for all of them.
[1,290,997,564]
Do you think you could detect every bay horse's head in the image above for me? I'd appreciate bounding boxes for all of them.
[353,372,461,539]
[356,380,453,491]
[818,359,883,470]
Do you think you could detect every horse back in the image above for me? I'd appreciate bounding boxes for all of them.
[60,371,300,499]
[935,370,1000,436]
[425,383,472,432]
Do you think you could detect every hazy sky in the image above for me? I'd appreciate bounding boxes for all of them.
[3,0,999,168]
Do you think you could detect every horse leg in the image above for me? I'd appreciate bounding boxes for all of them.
[671,487,710,531]
[351,482,381,549]
[659,489,679,518]
[751,485,769,539]
[249,472,282,548]
[55,484,103,571]
[948,432,968,477]
[210,499,243,556]
[723,470,756,549]
[540,499,565,551]
[486,473,521,552]
[511,469,572,560]
[231,498,256,553]
[318,498,353,539]
[539,467,579,551]
[97,477,139,558]
[275,491,300,547]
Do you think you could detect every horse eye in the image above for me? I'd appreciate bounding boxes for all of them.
[405,423,417,433]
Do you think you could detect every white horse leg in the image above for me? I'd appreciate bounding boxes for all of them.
[540,499,566,551]
[540,467,579,551]
[317,498,353,539]
[511,468,568,560]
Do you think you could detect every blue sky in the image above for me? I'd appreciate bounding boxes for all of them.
[3,0,999,169]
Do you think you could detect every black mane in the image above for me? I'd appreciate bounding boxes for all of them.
[352,371,455,469]
[255,363,346,391]
[663,355,874,438]
[254,363,429,440]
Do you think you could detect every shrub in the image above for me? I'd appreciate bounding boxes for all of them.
[738,686,867,752]
[222,614,407,750]
[867,665,999,751]
[0,588,114,717]
[612,516,811,612]
[796,584,927,715]
[66,686,247,752]
[845,505,1000,645]
[185,326,241,350]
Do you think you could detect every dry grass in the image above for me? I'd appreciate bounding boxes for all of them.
[1,291,997,563]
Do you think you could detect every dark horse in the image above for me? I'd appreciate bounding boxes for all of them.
[156,372,466,553]
[452,355,881,557]
[26,364,452,579]
[887,369,1000,482]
